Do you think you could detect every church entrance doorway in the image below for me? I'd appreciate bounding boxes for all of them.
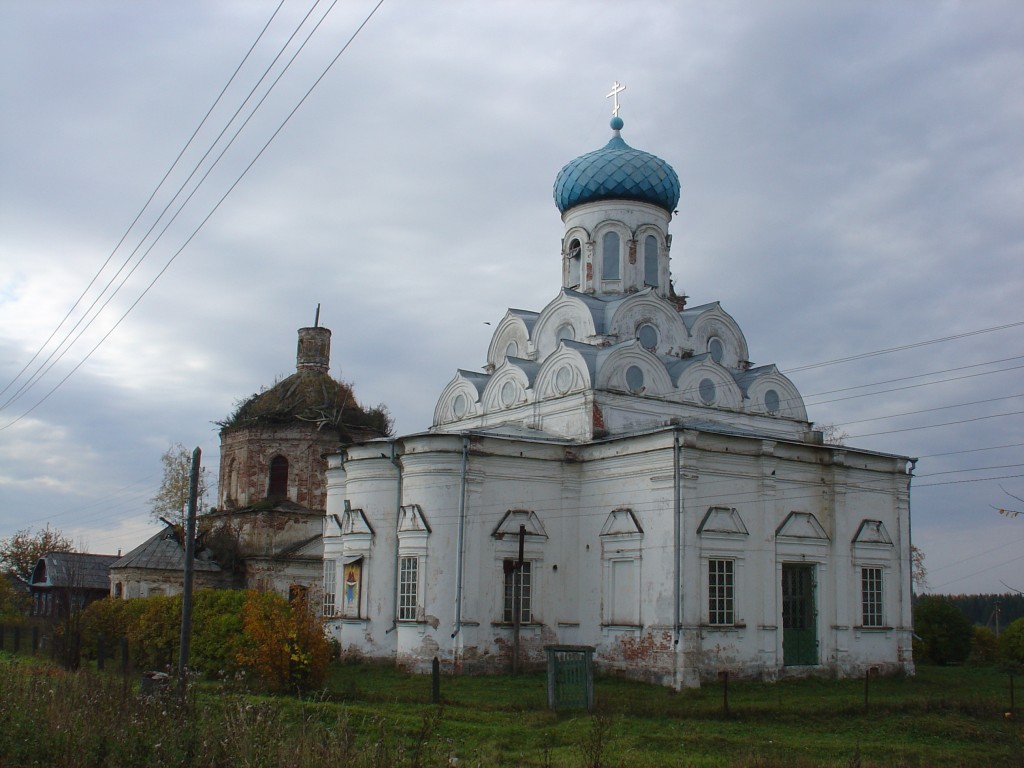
[782,563,817,666]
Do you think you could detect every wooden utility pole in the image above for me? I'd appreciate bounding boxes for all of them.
[177,447,201,697]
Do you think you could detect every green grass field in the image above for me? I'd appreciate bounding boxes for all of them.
[1,652,1020,767]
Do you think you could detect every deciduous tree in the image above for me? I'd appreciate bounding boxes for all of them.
[0,525,73,582]
[911,545,928,592]
[913,595,973,665]
[150,442,212,528]
[999,617,1024,666]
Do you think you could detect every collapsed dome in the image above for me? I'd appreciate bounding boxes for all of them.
[553,117,680,215]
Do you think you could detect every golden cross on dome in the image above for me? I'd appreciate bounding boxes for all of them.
[606,81,626,117]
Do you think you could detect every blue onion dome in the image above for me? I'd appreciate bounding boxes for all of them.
[553,118,680,214]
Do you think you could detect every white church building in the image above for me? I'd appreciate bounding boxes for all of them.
[322,105,915,688]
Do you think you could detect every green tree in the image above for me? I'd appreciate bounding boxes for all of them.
[913,595,973,665]
[970,625,998,664]
[999,617,1024,665]
[0,576,29,621]
[0,525,73,582]
[150,442,213,528]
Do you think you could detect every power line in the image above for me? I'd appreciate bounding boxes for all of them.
[804,361,1024,408]
[0,0,387,430]
[0,0,289,408]
[803,355,1024,400]
[834,392,1024,428]
[782,320,1024,374]
[847,409,1024,439]
[0,0,340,417]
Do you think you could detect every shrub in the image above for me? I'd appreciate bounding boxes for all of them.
[190,589,247,677]
[913,595,973,665]
[999,617,1024,666]
[235,590,331,693]
[80,597,128,658]
[82,590,247,676]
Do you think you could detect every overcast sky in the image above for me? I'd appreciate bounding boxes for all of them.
[1,1,1022,595]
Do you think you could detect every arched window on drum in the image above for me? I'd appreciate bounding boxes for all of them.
[567,238,582,289]
[644,235,658,287]
[602,231,620,280]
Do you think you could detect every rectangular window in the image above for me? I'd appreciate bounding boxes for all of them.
[503,560,532,623]
[861,567,883,627]
[322,559,336,617]
[398,556,418,621]
[708,559,735,625]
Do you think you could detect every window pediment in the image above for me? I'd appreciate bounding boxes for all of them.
[398,504,431,534]
[698,506,748,536]
[600,507,644,537]
[493,509,547,540]
[340,500,374,537]
[776,511,829,541]
[852,519,893,546]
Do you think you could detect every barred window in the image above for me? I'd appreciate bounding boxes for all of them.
[322,559,337,617]
[708,559,735,625]
[503,560,532,623]
[399,556,418,621]
[861,567,883,627]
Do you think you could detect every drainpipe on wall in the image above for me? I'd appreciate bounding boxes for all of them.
[451,435,470,639]
[386,441,402,635]
[673,429,682,646]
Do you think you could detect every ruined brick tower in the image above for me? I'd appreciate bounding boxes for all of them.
[208,319,391,596]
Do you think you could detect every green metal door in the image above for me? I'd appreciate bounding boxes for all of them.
[782,564,817,666]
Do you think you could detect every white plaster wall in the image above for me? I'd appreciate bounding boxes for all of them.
[323,428,913,687]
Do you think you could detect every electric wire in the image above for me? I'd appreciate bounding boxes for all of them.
[0,0,289,408]
[781,320,1024,373]
[0,0,324,415]
[0,0,387,431]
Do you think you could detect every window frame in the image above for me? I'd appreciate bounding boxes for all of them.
[322,559,337,617]
[601,231,621,281]
[861,566,884,628]
[708,558,736,626]
[643,234,659,287]
[503,560,532,624]
[398,555,419,622]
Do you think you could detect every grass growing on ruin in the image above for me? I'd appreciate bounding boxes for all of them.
[1,651,1021,767]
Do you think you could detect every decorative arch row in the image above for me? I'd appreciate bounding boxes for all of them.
[437,338,806,424]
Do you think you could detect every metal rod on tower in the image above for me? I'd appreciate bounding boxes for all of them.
[177,446,201,698]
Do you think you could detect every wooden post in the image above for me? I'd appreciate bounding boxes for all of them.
[512,524,526,675]
[720,670,730,717]
[431,656,441,704]
[177,447,201,698]
[1010,671,1015,715]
